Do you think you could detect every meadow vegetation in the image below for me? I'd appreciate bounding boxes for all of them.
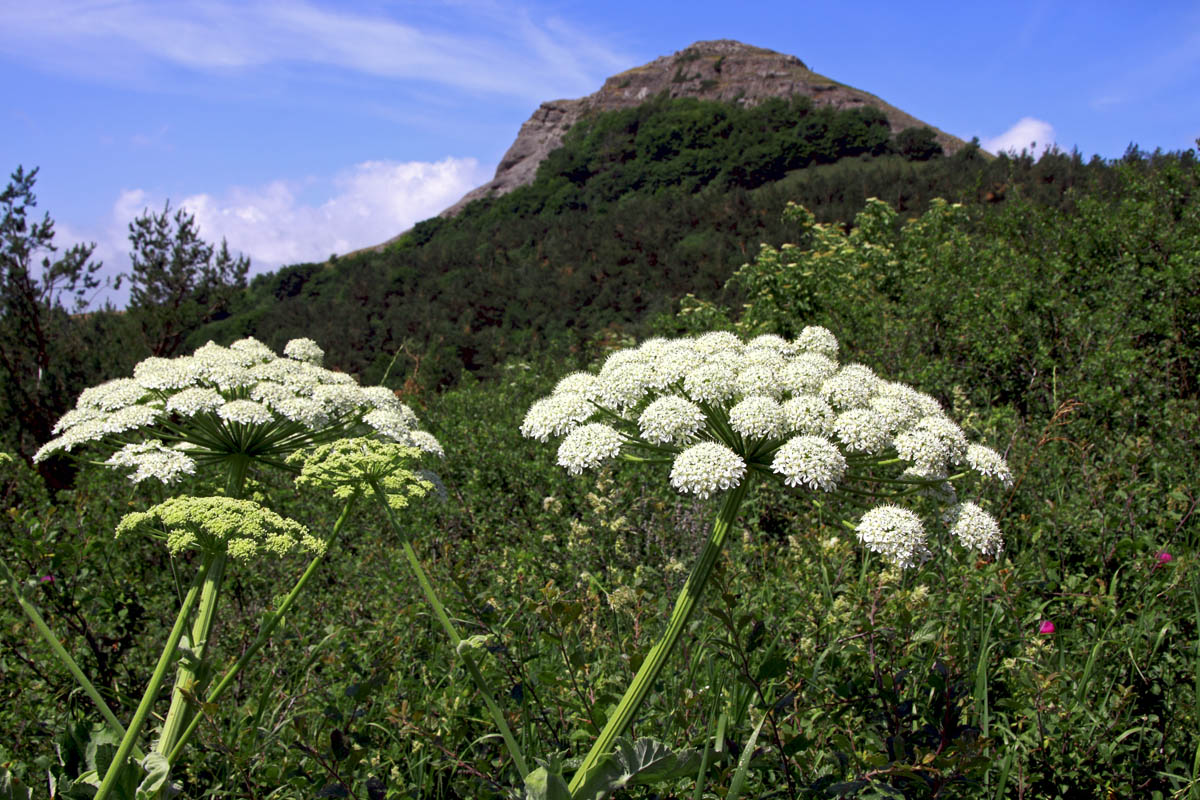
[0,99,1197,798]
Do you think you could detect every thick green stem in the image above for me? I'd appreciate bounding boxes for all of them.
[568,481,750,795]
[154,457,246,764]
[95,560,208,800]
[0,555,145,761]
[369,480,530,779]
[165,496,359,765]
[153,552,226,757]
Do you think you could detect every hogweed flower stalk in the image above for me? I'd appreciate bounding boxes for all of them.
[520,329,1013,793]
[23,338,443,799]
[290,437,530,777]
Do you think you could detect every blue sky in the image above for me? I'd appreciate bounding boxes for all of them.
[2,0,1198,304]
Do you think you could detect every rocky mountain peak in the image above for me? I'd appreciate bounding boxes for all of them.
[435,40,965,220]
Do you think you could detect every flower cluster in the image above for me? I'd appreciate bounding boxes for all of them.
[34,337,443,485]
[290,437,440,510]
[116,496,323,562]
[522,329,1011,567]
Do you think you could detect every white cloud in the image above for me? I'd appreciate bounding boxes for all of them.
[982,118,1056,157]
[0,0,630,101]
[68,157,491,307]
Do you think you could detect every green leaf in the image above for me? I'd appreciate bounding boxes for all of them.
[0,771,31,800]
[134,753,170,800]
[573,738,701,800]
[524,767,571,800]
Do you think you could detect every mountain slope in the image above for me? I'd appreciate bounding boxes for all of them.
[442,39,967,219]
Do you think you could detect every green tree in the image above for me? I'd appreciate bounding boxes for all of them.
[0,166,102,460]
[120,202,249,356]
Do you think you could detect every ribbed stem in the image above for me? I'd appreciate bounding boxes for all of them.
[370,480,530,779]
[0,554,145,761]
[153,552,226,757]
[165,496,358,765]
[154,457,246,764]
[94,560,208,800]
[568,481,749,795]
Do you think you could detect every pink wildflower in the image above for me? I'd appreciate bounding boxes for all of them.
[1038,620,1055,635]
[1155,551,1173,567]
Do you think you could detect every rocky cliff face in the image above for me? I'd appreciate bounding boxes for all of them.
[435,40,967,220]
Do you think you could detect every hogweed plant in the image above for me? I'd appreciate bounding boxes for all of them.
[519,328,1013,796]
[11,337,443,798]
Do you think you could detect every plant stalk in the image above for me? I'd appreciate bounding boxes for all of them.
[165,495,359,765]
[94,559,208,800]
[0,554,145,760]
[568,480,749,795]
[369,480,530,779]
[153,552,226,758]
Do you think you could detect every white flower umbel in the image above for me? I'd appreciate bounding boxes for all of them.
[821,364,879,410]
[834,408,891,454]
[522,330,1012,566]
[105,441,197,484]
[966,444,1014,488]
[283,337,325,365]
[782,394,836,437]
[638,396,705,445]
[521,393,594,442]
[856,505,930,568]
[670,441,746,498]
[945,501,1004,556]
[34,337,442,488]
[771,436,846,491]
[728,395,784,440]
[526,328,1020,797]
[557,423,625,475]
[795,325,839,357]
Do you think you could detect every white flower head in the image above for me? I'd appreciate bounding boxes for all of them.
[693,331,744,358]
[134,357,202,391]
[521,392,595,441]
[966,444,1013,487]
[557,423,625,475]
[856,505,930,568]
[649,341,706,390]
[735,361,785,400]
[360,386,402,412]
[945,502,1003,556]
[780,353,838,395]
[229,337,276,363]
[869,395,921,434]
[894,428,951,476]
[218,400,273,426]
[553,371,600,398]
[410,430,445,459]
[729,395,784,440]
[312,384,367,416]
[638,395,705,444]
[284,338,325,365]
[795,326,839,357]
[781,394,836,437]
[745,334,794,357]
[669,441,746,498]
[683,362,737,405]
[833,408,891,454]
[771,436,846,491]
[77,378,148,411]
[51,406,106,435]
[364,408,417,444]
[821,364,879,410]
[167,387,225,417]
[105,440,197,484]
[595,361,653,412]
